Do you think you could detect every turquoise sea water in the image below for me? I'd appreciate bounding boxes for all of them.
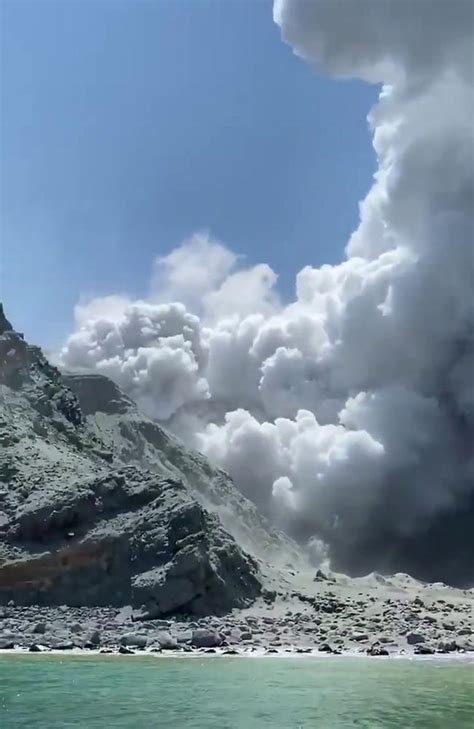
[1,655,473,728]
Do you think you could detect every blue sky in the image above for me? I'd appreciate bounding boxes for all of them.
[1,0,378,347]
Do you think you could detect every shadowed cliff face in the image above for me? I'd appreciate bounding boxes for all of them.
[0,309,265,614]
[62,373,136,416]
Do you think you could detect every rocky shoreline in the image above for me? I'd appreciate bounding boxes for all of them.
[1,583,473,659]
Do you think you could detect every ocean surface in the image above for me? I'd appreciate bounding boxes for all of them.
[1,654,473,728]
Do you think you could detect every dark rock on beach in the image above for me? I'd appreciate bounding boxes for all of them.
[367,645,389,656]
[191,628,222,648]
[406,632,426,645]
[118,646,135,655]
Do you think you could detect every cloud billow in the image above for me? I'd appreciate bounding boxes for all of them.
[59,1,474,585]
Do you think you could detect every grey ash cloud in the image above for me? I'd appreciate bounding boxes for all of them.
[59,1,474,585]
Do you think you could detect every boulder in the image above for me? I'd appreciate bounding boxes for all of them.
[53,642,75,651]
[118,646,135,655]
[0,640,15,650]
[29,644,47,653]
[414,645,435,655]
[318,643,333,653]
[406,632,426,645]
[191,628,222,648]
[87,630,101,646]
[239,631,252,641]
[351,632,369,642]
[438,640,458,653]
[175,630,192,644]
[155,632,179,650]
[314,569,327,582]
[119,633,148,649]
[442,622,455,631]
[31,622,46,634]
[367,645,389,656]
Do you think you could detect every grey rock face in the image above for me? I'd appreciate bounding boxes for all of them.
[63,373,136,416]
[0,313,262,616]
[64,374,304,579]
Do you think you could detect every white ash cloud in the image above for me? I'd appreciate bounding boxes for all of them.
[59,1,474,584]
[62,296,209,421]
[60,233,280,422]
[150,232,279,322]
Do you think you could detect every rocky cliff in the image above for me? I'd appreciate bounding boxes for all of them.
[0,309,301,615]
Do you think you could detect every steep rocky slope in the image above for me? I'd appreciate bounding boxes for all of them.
[62,372,304,574]
[0,307,303,614]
